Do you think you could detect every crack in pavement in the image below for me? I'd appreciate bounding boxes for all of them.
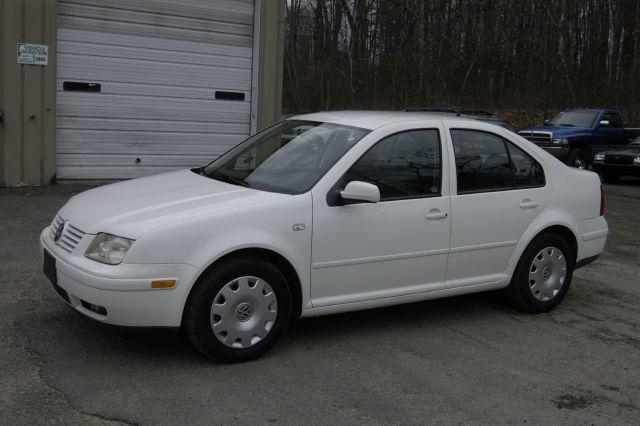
[19,323,139,426]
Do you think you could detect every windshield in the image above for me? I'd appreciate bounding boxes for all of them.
[549,111,597,127]
[198,120,369,194]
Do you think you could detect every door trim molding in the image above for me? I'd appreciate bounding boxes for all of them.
[312,247,449,269]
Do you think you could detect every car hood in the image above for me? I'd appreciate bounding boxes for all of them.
[519,125,591,137]
[601,146,640,156]
[58,169,289,239]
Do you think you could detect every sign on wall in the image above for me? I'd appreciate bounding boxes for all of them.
[16,43,48,65]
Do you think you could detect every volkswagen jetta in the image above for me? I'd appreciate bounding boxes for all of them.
[41,111,608,362]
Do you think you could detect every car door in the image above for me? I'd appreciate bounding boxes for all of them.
[596,111,625,151]
[445,126,551,288]
[310,126,451,307]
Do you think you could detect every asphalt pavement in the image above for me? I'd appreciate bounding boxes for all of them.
[1,180,639,424]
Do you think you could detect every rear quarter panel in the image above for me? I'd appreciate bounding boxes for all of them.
[502,136,604,280]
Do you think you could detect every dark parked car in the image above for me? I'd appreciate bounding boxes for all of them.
[518,109,640,169]
[403,108,514,131]
[592,135,640,182]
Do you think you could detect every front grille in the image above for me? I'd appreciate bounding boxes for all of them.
[604,155,634,165]
[49,215,86,253]
[518,131,552,144]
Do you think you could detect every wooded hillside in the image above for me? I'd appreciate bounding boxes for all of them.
[283,0,640,128]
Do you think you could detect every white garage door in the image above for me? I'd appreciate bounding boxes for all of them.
[56,0,257,179]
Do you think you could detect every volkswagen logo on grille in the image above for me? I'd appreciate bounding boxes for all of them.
[54,222,65,242]
[235,302,253,322]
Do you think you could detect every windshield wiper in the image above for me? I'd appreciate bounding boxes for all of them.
[212,173,251,188]
[559,123,575,127]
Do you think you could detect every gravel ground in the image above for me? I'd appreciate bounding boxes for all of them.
[1,180,639,425]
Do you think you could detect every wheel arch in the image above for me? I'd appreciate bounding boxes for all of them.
[184,247,304,322]
[505,219,580,282]
[537,224,578,261]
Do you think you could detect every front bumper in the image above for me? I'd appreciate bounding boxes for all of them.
[538,145,570,160]
[40,228,200,327]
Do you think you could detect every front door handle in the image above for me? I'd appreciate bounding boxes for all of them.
[425,210,448,220]
[520,199,538,209]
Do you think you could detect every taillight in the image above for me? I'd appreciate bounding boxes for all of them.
[600,184,605,216]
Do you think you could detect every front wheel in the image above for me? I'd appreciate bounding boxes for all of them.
[566,148,590,169]
[183,256,292,362]
[505,233,575,313]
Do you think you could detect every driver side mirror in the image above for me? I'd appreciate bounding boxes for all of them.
[598,120,611,128]
[340,181,380,204]
[543,119,551,125]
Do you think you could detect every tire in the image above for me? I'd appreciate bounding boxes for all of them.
[505,233,575,313]
[566,148,590,169]
[183,256,292,362]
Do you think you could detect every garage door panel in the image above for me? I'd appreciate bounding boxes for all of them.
[57,98,250,123]
[57,80,248,102]
[57,165,202,180]
[64,0,255,20]
[56,130,246,155]
[58,15,251,48]
[58,154,219,166]
[58,54,252,90]
[58,40,252,69]
[58,28,253,58]
[60,3,253,37]
[57,117,250,134]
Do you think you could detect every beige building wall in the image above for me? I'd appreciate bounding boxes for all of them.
[257,1,285,131]
[0,0,284,186]
[1,0,57,186]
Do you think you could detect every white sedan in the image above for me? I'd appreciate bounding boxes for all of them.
[40,111,608,362]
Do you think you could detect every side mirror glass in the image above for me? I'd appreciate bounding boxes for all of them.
[340,181,380,204]
[599,120,610,127]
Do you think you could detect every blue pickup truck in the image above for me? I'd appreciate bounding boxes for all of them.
[518,109,640,169]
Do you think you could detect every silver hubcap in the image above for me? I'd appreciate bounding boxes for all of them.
[574,158,586,169]
[528,246,567,302]
[210,276,278,349]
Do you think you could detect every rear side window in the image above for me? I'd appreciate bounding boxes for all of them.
[451,129,545,194]
[344,129,441,200]
[508,143,545,188]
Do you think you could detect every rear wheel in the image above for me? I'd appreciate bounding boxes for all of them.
[567,148,590,169]
[184,256,292,362]
[505,233,575,313]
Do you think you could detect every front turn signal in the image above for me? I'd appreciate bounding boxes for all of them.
[151,279,176,289]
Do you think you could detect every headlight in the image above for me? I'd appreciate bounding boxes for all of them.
[85,233,134,265]
[594,153,605,162]
[634,156,640,165]
[552,138,569,145]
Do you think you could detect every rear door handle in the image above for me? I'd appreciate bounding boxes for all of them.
[425,210,448,220]
[520,199,538,209]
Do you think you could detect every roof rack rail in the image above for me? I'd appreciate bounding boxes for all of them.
[403,107,461,115]
[403,107,498,118]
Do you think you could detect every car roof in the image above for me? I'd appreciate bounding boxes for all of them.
[288,110,481,131]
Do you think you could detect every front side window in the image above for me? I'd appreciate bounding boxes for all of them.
[200,120,369,194]
[600,112,621,128]
[452,129,545,194]
[343,129,441,200]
